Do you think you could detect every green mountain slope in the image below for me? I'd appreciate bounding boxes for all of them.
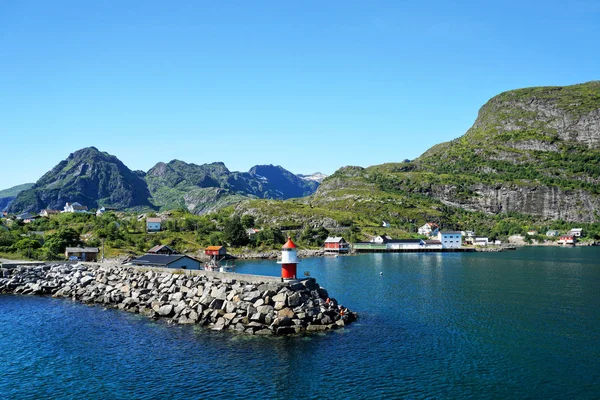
[8,147,152,213]
[0,183,35,211]
[239,81,600,229]
[145,160,318,213]
[0,183,35,198]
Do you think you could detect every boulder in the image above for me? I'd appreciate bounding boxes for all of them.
[287,292,301,307]
[278,308,295,319]
[272,292,287,304]
[158,304,174,317]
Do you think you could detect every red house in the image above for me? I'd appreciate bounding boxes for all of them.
[205,246,227,257]
[324,237,350,253]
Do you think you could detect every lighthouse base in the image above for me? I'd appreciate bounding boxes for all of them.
[281,263,297,280]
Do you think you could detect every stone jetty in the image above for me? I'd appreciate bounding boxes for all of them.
[0,263,357,335]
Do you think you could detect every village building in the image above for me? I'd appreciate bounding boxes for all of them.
[146,217,162,232]
[461,230,475,238]
[546,230,560,237]
[474,237,489,246]
[385,239,426,250]
[247,228,261,237]
[370,235,392,244]
[569,228,583,237]
[527,230,538,236]
[437,231,462,249]
[323,237,350,253]
[205,246,227,257]
[63,202,89,213]
[16,212,39,223]
[382,221,391,228]
[65,247,99,262]
[418,222,439,237]
[558,234,576,245]
[424,239,443,249]
[39,209,60,218]
[146,244,178,255]
[129,254,201,270]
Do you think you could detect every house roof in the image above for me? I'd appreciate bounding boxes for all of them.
[569,228,583,232]
[147,244,177,253]
[65,247,99,253]
[205,246,225,251]
[387,239,423,244]
[439,231,462,235]
[146,217,162,223]
[324,236,346,243]
[130,254,196,266]
[425,240,442,244]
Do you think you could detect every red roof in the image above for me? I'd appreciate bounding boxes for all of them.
[282,237,297,249]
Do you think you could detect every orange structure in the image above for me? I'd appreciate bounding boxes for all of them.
[278,237,299,280]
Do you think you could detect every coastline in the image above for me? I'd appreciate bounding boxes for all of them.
[0,262,357,336]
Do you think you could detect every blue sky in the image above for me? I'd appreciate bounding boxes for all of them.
[1,0,598,189]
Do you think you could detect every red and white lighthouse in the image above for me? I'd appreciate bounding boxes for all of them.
[278,237,299,280]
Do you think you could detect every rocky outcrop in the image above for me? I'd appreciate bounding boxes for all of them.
[0,264,357,335]
[431,183,600,222]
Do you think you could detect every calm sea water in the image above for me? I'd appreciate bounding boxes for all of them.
[1,247,599,399]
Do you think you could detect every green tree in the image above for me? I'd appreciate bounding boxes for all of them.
[241,214,255,229]
[43,227,81,254]
[223,216,248,246]
[208,232,223,246]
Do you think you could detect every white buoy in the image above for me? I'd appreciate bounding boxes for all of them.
[380,271,383,276]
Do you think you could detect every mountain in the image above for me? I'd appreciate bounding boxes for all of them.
[7,148,322,215]
[248,165,319,198]
[239,81,600,228]
[409,81,600,221]
[145,161,319,214]
[8,147,152,213]
[297,172,328,183]
[0,183,34,211]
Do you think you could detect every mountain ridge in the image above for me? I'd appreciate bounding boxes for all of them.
[7,149,322,215]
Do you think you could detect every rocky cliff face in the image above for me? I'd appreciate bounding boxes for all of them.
[412,81,600,222]
[431,183,600,222]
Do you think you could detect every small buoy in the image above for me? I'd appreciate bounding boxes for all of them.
[380,271,383,276]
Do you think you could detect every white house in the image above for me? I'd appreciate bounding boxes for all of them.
[546,230,560,237]
[63,202,88,213]
[418,223,439,236]
[461,230,475,238]
[438,231,462,249]
[386,239,425,250]
[382,221,391,228]
[569,228,583,237]
[474,237,489,246]
[40,209,60,217]
[371,235,392,244]
[146,217,162,232]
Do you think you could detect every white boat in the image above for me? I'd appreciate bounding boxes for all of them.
[204,256,235,272]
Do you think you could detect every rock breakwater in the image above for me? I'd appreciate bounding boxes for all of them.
[0,263,357,335]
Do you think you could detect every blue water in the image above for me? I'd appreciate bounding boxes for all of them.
[1,247,599,399]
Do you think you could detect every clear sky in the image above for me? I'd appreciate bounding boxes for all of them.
[1,0,598,189]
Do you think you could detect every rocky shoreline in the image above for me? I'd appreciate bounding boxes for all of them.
[0,263,357,336]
